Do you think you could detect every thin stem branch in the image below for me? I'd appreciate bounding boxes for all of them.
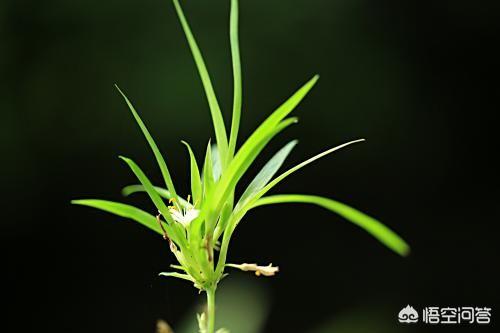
[206,287,216,333]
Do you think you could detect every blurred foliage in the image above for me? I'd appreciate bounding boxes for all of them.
[164,274,416,333]
[175,275,270,333]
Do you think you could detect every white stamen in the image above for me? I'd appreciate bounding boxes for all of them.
[169,206,199,227]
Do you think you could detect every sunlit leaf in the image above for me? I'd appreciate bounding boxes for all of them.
[228,0,242,159]
[235,140,298,211]
[122,185,192,208]
[246,139,365,208]
[119,156,172,222]
[115,85,180,209]
[71,199,166,236]
[172,0,229,166]
[211,144,222,182]
[205,76,318,223]
[253,194,410,256]
[118,156,187,247]
[202,141,215,200]
[182,141,203,206]
[204,117,298,233]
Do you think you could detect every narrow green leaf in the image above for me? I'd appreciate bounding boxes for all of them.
[228,0,242,159]
[182,141,203,206]
[235,140,298,211]
[119,156,173,223]
[205,76,318,221]
[204,117,298,233]
[122,185,203,264]
[123,184,170,198]
[202,141,215,200]
[252,194,410,256]
[115,85,180,209]
[217,140,367,253]
[211,144,222,182]
[71,199,167,236]
[248,139,365,206]
[122,185,192,208]
[119,157,190,258]
[172,0,229,165]
[214,145,234,241]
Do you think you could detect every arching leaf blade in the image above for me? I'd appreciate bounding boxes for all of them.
[235,140,298,211]
[228,0,242,159]
[115,85,180,209]
[122,185,192,208]
[252,194,410,256]
[119,156,173,223]
[202,141,215,201]
[211,144,222,182]
[71,199,166,236]
[248,139,365,206]
[172,0,229,165]
[205,117,298,233]
[205,76,318,221]
[182,141,203,206]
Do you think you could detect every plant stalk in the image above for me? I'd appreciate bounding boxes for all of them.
[206,287,216,333]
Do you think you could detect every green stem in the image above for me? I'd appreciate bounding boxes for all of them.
[206,287,216,333]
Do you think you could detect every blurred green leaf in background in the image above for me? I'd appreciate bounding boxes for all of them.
[175,275,270,333]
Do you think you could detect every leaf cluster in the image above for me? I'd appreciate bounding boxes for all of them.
[72,0,409,291]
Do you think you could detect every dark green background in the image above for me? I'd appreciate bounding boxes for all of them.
[2,0,498,332]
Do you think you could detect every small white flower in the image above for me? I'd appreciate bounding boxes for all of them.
[169,206,199,227]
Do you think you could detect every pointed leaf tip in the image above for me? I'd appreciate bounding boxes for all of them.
[114,84,126,97]
[118,155,129,162]
[253,194,410,256]
[308,75,320,87]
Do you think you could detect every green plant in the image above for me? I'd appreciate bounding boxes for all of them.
[72,1,409,332]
